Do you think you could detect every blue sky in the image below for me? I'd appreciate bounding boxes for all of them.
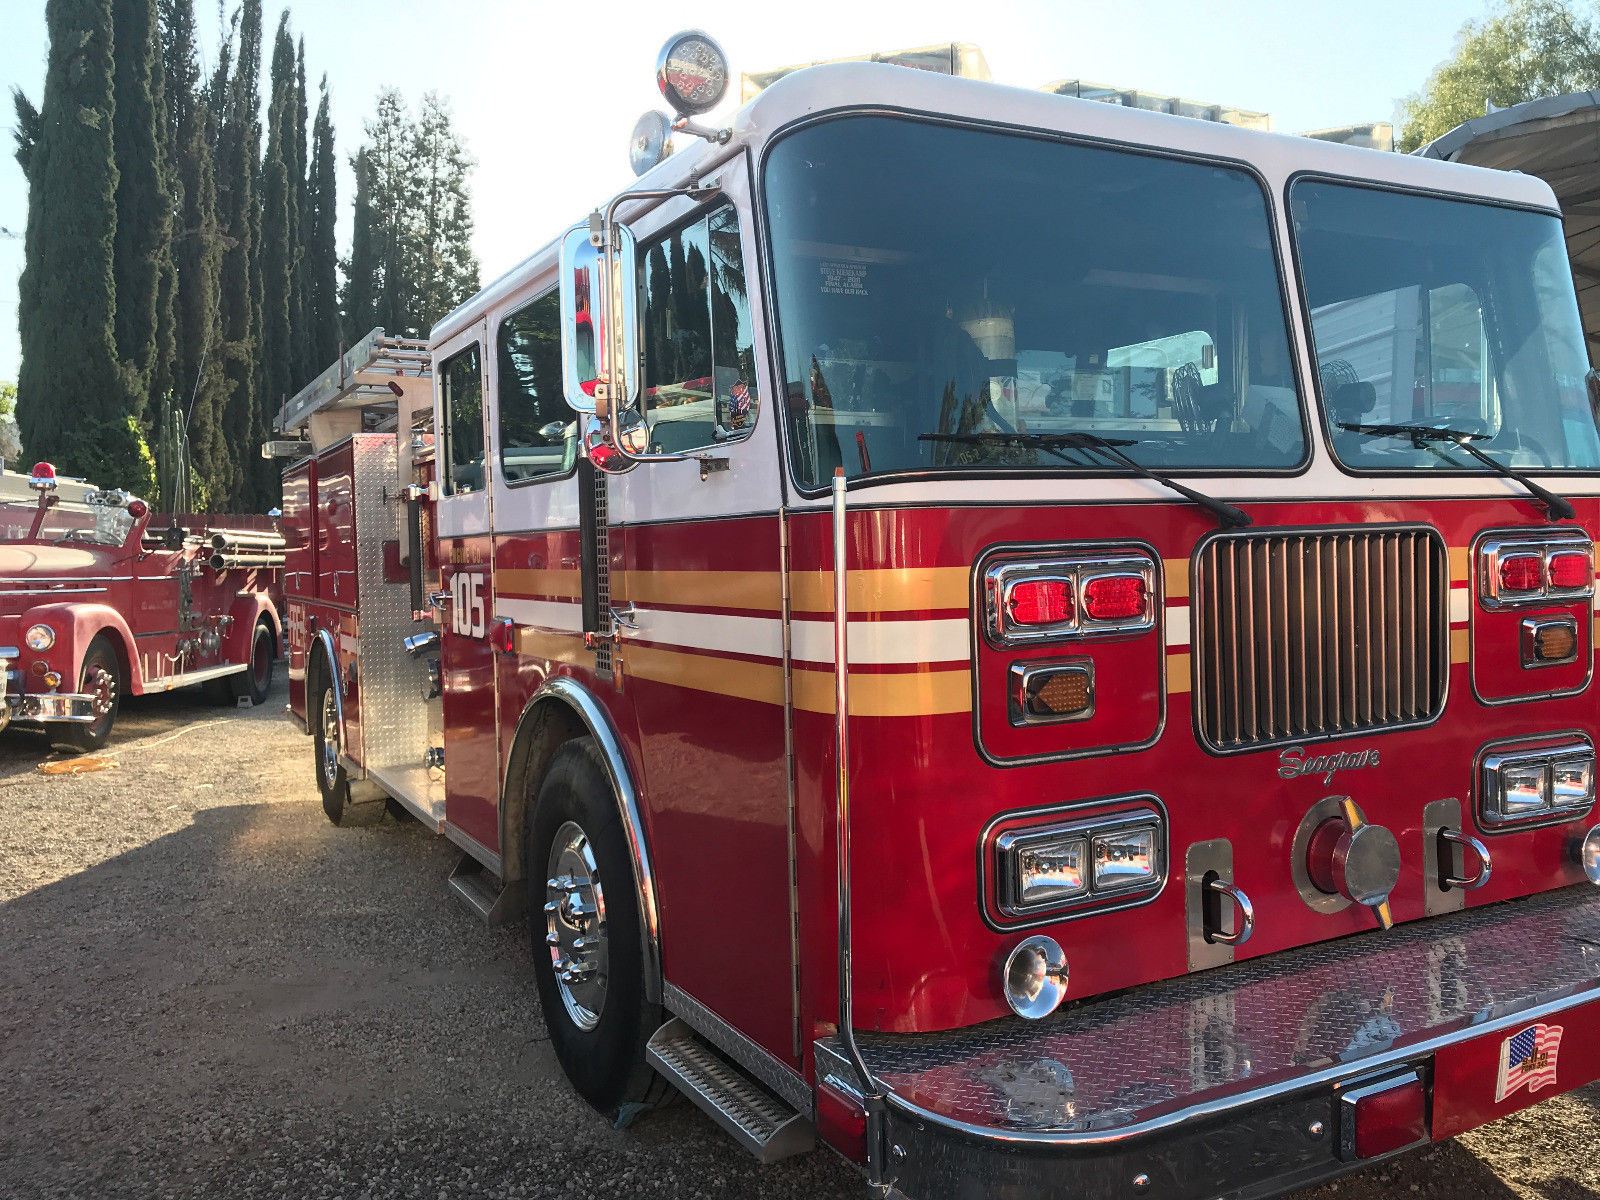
[0,0,1499,385]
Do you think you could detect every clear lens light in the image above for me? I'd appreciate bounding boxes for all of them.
[1017,838,1087,906]
[1093,826,1158,891]
[1500,763,1550,816]
[1553,756,1596,808]
[1581,825,1600,884]
[24,624,55,652]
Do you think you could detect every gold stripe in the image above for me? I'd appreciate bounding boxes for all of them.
[497,568,580,600]
[1163,559,1190,600]
[624,644,971,716]
[514,627,586,667]
[790,567,970,614]
[1448,546,1470,583]
[613,569,782,613]
[1166,652,1191,694]
[1450,627,1470,664]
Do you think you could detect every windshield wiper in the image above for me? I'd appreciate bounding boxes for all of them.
[1338,422,1575,521]
[919,430,1251,528]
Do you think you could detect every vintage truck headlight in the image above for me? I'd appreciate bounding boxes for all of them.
[995,805,1166,917]
[24,624,55,652]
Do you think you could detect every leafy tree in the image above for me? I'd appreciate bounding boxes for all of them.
[306,78,342,366]
[410,92,481,330]
[14,0,153,491]
[110,0,175,417]
[1398,0,1600,151]
[0,382,20,464]
[212,0,264,506]
[160,0,228,506]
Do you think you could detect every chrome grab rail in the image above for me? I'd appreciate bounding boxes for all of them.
[1204,877,1256,946]
[832,468,888,1181]
[1440,828,1493,891]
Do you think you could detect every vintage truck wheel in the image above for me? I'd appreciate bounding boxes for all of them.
[51,634,121,754]
[527,738,667,1116]
[312,673,381,827]
[231,621,274,706]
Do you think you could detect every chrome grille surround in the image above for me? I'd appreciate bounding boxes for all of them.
[1192,525,1448,754]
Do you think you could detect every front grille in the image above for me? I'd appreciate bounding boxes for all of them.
[1193,527,1448,752]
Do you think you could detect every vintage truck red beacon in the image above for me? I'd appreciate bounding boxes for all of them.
[273,34,1600,1199]
[0,461,281,751]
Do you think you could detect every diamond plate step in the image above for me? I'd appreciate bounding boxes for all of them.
[445,853,525,926]
[646,1018,815,1163]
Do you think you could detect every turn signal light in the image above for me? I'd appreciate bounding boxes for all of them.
[1530,620,1578,663]
[1082,574,1148,621]
[1548,551,1592,591]
[1500,554,1543,593]
[1006,578,1073,626]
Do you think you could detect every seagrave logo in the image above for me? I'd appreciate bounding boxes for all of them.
[1278,744,1381,785]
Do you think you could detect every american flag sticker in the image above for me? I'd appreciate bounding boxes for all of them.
[1495,1023,1563,1103]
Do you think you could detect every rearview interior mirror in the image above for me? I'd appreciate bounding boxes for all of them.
[559,222,640,417]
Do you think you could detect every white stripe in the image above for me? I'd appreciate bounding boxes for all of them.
[635,610,784,659]
[1164,606,1190,648]
[1450,589,1470,626]
[790,618,971,665]
[496,597,582,632]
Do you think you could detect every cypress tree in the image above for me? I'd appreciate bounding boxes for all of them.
[15,0,154,492]
[258,15,294,485]
[306,78,341,367]
[290,38,311,384]
[342,145,379,342]
[213,0,263,507]
[161,0,227,508]
[110,0,174,417]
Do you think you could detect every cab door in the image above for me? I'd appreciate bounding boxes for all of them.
[434,322,500,857]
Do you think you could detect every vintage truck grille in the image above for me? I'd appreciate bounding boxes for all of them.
[1193,527,1448,752]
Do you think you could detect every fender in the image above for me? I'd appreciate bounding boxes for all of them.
[503,675,661,1004]
[222,591,281,663]
[19,602,138,693]
[307,627,343,743]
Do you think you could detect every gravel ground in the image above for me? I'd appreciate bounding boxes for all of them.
[0,679,1596,1200]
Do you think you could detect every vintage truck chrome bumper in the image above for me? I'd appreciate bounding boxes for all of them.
[3,691,99,724]
[820,884,1600,1200]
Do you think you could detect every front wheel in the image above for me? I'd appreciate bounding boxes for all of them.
[51,634,121,754]
[232,621,274,705]
[527,738,667,1116]
[312,669,381,826]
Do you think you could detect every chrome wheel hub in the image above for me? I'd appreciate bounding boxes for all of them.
[320,690,339,785]
[85,665,116,717]
[545,820,608,1031]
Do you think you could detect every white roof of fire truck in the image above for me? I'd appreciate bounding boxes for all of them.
[431,60,1560,348]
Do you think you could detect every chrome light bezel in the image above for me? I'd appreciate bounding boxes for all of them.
[995,807,1166,918]
[983,553,1157,647]
[24,624,55,652]
[1479,533,1594,609]
[1480,735,1596,830]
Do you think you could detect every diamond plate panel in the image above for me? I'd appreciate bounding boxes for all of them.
[350,435,436,781]
[848,884,1600,1135]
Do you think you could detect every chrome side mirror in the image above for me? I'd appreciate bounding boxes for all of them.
[558,222,639,418]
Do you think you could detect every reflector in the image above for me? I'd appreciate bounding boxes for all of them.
[1082,573,1148,621]
[1548,550,1592,591]
[1339,1072,1427,1161]
[1500,554,1543,592]
[1006,578,1073,626]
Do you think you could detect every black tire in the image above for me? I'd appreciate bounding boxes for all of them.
[527,738,667,1116]
[231,621,274,705]
[312,666,381,827]
[52,635,121,754]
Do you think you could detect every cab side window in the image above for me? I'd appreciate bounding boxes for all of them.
[441,342,485,496]
[498,291,574,484]
[639,206,759,452]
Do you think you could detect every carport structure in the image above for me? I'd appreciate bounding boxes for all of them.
[1418,92,1600,362]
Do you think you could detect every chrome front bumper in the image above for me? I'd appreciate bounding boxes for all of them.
[821,884,1600,1200]
[3,692,98,725]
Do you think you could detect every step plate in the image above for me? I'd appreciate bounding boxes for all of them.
[647,1019,814,1162]
[841,884,1600,1136]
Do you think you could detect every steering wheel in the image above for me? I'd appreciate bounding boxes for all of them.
[1493,426,1553,468]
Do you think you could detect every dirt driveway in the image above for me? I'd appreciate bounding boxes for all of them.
[0,682,1595,1199]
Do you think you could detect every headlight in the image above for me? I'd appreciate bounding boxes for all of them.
[995,805,1166,917]
[24,624,55,652]
[1482,740,1596,826]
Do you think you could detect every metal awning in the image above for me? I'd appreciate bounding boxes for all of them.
[1417,91,1600,359]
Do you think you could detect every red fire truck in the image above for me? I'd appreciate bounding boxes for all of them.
[274,35,1600,1198]
[0,462,282,752]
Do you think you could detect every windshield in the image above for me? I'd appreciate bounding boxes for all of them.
[1291,180,1600,472]
[764,116,1307,488]
[0,497,133,547]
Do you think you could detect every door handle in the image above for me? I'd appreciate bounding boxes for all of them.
[610,603,640,631]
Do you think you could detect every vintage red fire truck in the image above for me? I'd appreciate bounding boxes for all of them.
[0,461,282,752]
[274,35,1600,1198]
